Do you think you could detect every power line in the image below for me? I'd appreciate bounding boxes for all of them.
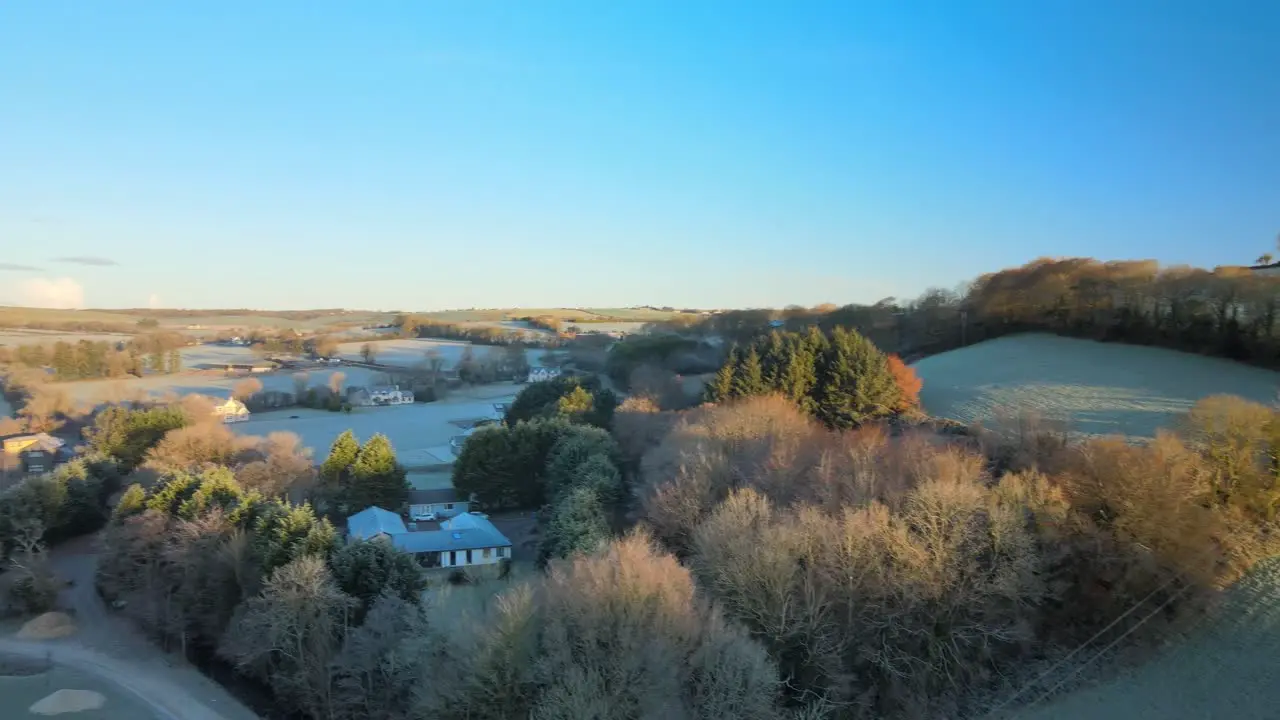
[1015,579,1199,717]
[983,569,1187,718]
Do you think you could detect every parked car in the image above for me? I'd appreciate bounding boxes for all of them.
[468,511,489,519]
[411,511,438,522]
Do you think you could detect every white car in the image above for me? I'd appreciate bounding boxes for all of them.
[411,511,438,522]
[468,511,489,519]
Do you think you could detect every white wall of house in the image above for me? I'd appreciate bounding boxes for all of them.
[409,500,469,518]
[438,545,510,567]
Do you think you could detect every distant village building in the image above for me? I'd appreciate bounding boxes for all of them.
[347,385,414,407]
[1,433,69,475]
[1250,261,1280,277]
[526,367,562,383]
[212,397,251,424]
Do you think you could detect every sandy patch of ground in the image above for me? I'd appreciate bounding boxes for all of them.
[29,688,106,715]
[17,613,76,641]
[913,334,1280,439]
[0,662,157,719]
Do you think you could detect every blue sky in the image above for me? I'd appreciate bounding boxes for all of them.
[2,1,1277,311]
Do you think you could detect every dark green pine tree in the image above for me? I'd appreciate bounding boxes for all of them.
[704,347,739,402]
[814,327,902,429]
[759,330,788,391]
[731,346,766,398]
[346,433,409,513]
[781,333,820,411]
[537,485,610,568]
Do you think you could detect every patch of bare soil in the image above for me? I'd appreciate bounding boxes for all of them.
[29,688,106,715]
[17,612,77,640]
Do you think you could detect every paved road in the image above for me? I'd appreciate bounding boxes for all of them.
[12,534,261,720]
[0,637,245,720]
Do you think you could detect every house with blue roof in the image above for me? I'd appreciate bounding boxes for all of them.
[346,505,513,570]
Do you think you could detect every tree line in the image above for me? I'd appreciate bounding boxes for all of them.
[654,257,1280,369]
[395,314,556,347]
[0,332,187,381]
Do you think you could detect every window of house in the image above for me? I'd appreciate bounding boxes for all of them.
[496,547,506,558]
[483,548,491,559]
[465,549,473,564]
[445,503,454,510]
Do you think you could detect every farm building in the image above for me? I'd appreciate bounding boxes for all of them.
[346,506,511,570]
[212,397,251,424]
[1250,261,1280,277]
[1,433,69,474]
[526,367,562,383]
[224,361,275,373]
[408,488,469,521]
[347,384,414,407]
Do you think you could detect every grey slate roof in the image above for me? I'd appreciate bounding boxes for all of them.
[407,488,463,505]
[391,514,511,554]
[347,506,407,539]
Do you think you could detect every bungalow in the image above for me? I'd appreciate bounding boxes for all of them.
[408,488,469,521]
[212,397,251,423]
[345,506,511,570]
[526,367,562,383]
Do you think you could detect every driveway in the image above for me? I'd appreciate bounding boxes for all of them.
[6,534,261,720]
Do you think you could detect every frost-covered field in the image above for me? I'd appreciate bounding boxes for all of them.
[913,334,1280,438]
[230,384,519,467]
[568,321,649,334]
[335,338,549,368]
[1019,558,1280,720]
[0,330,134,347]
[51,344,379,405]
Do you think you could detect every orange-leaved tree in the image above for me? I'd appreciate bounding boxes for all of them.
[886,354,922,412]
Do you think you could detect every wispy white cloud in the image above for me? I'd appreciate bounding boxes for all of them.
[148,293,162,310]
[0,262,42,271]
[53,256,118,267]
[17,277,85,309]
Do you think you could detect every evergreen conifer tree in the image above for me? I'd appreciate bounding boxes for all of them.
[815,327,901,429]
[759,331,788,391]
[704,347,738,402]
[320,430,359,486]
[345,433,409,512]
[731,346,766,398]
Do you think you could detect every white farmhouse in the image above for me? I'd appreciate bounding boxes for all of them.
[348,384,414,407]
[526,367,562,383]
[212,397,250,423]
